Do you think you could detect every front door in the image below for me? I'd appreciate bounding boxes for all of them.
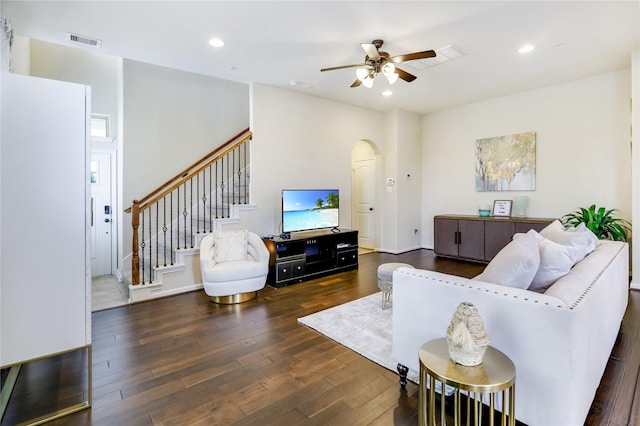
[90,152,113,276]
[353,157,376,248]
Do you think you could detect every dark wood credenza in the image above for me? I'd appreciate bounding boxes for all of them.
[434,214,556,263]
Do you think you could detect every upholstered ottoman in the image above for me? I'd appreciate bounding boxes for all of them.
[377,262,414,309]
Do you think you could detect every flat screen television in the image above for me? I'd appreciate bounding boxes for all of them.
[282,189,339,233]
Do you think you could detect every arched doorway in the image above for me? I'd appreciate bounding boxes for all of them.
[351,140,380,249]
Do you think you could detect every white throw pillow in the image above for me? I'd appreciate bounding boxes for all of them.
[539,220,598,261]
[528,229,583,292]
[214,229,248,263]
[475,231,540,289]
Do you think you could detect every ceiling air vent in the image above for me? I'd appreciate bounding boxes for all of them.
[407,45,465,71]
[67,33,102,47]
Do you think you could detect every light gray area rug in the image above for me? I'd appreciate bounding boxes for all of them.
[297,292,419,384]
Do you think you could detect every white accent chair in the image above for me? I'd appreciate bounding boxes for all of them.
[200,229,269,304]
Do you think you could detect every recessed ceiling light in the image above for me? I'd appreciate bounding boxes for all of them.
[209,38,225,47]
[382,90,392,97]
[518,44,535,54]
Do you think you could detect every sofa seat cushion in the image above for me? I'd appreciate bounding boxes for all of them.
[475,230,540,289]
[203,259,266,282]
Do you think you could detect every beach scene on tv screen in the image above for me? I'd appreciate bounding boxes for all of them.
[283,190,339,232]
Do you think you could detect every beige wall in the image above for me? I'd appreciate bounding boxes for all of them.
[122,59,249,257]
[249,84,392,244]
[395,110,422,251]
[421,69,632,248]
[631,51,639,287]
[13,37,637,261]
[29,39,119,133]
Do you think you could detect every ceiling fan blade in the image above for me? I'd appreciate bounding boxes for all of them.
[391,50,436,63]
[321,63,367,72]
[350,79,363,88]
[361,43,380,60]
[395,67,417,82]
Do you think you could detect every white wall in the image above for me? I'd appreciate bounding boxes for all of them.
[122,59,249,254]
[422,69,632,248]
[377,110,423,253]
[395,111,423,251]
[631,51,639,287]
[28,39,119,133]
[249,84,391,243]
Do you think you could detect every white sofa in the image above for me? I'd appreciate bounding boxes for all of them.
[392,239,629,425]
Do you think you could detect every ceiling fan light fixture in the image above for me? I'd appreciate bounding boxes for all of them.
[382,62,395,76]
[362,75,374,88]
[385,72,398,85]
[382,62,398,84]
[356,68,369,81]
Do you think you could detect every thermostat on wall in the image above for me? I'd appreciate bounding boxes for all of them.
[386,178,395,186]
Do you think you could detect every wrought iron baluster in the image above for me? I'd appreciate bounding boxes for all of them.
[149,206,153,283]
[208,164,213,231]
[183,183,188,249]
[196,174,200,235]
[244,141,248,203]
[155,202,159,268]
[141,211,145,284]
[190,179,194,248]
[202,168,208,233]
[162,197,167,267]
[170,191,174,265]
[177,186,181,249]
[236,147,242,204]
[215,161,219,219]
[221,156,226,218]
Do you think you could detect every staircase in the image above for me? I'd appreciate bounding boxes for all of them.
[123,129,254,303]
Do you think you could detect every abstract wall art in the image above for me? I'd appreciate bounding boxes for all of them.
[475,132,536,192]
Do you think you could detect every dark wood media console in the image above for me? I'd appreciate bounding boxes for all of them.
[263,229,358,288]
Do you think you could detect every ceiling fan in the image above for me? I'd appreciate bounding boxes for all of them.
[320,39,436,88]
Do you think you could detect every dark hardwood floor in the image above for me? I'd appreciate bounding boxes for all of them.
[2,249,639,425]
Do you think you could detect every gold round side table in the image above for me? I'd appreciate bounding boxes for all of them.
[418,338,516,426]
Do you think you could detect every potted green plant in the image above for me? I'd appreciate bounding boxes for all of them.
[562,204,631,242]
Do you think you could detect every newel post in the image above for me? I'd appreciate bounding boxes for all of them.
[131,199,141,285]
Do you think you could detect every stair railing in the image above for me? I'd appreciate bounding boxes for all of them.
[125,128,252,285]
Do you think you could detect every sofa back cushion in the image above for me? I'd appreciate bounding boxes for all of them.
[475,230,540,289]
[540,220,598,261]
[528,229,585,292]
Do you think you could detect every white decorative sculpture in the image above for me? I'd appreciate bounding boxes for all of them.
[446,302,489,366]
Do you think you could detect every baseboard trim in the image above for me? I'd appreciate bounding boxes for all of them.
[374,245,423,255]
[129,282,204,303]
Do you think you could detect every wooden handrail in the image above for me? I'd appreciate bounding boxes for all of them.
[127,127,252,286]
[125,128,251,213]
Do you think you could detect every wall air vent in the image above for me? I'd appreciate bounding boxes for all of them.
[67,33,102,47]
